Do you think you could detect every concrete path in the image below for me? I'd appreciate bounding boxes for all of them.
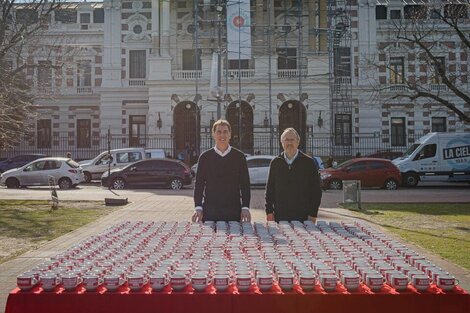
[1,189,469,313]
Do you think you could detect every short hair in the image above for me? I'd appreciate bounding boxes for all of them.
[212,119,231,133]
[281,127,300,142]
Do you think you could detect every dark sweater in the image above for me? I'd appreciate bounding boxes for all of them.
[194,147,250,221]
[265,151,322,222]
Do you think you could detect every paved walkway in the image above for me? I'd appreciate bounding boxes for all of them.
[1,191,469,313]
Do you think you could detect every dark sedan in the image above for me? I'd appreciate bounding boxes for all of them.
[101,159,192,190]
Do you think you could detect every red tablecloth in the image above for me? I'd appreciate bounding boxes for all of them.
[6,283,470,313]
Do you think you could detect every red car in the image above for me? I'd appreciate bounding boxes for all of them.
[320,158,401,190]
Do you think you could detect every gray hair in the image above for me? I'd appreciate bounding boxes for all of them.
[280,128,300,142]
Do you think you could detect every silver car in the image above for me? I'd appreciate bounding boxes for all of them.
[0,157,85,189]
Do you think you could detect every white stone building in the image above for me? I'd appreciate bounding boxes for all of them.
[4,0,469,160]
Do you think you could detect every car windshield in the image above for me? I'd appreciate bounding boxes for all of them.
[402,143,420,158]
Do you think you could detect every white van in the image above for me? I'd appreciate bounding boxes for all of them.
[79,148,146,182]
[392,132,470,186]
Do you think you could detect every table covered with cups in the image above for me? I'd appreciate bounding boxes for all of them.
[6,221,470,313]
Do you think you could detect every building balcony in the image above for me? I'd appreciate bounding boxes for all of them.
[430,84,448,92]
[388,84,408,92]
[277,69,308,78]
[172,70,202,80]
[127,79,146,86]
[224,69,255,79]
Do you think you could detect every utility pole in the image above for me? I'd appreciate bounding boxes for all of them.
[216,1,223,120]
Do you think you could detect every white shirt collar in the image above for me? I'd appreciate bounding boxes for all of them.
[214,145,232,157]
[284,149,299,165]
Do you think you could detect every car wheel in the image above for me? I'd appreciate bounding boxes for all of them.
[5,178,20,189]
[384,178,398,190]
[58,178,72,189]
[329,179,342,190]
[112,177,127,190]
[84,172,92,183]
[169,177,183,190]
[403,173,419,187]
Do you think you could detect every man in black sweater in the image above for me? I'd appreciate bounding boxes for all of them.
[265,128,322,223]
[192,120,251,222]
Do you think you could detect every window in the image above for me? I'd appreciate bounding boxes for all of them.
[391,117,406,146]
[247,158,271,168]
[415,144,437,160]
[277,48,297,70]
[129,50,146,79]
[432,117,447,132]
[369,161,387,169]
[77,60,92,87]
[129,115,146,147]
[80,13,90,24]
[390,10,401,19]
[347,161,367,172]
[228,60,249,70]
[93,8,104,23]
[334,47,351,77]
[404,5,427,19]
[16,9,38,25]
[182,49,201,70]
[37,119,51,148]
[444,4,468,19]
[376,6,387,19]
[25,161,46,172]
[430,8,441,19]
[55,9,77,24]
[390,57,404,84]
[77,119,91,148]
[432,57,445,84]
[116,152,143,163]
[37,61,52,92]
[334,114,352,146]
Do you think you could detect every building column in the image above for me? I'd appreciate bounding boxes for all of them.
[309,0,317,51]
[151,0,160,56]
[160,0,170,57]
[319,0,327,51]
[101,0,122,88]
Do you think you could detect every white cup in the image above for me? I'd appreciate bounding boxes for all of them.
[17,273,38,291]
[277,272,294,291]
[213,274,230,292]
[62,274,83,291]
[365,273,384,292]
[40,274,60,292]
[127,274,148,291]
[389,273,409,291]
[436,274,457,292]
[170,273,189,291]
[320,274,338,291]
[412,274,430,291]
[149,272,169,291]
[235,274,252,292]
[298,272,316,292]
[82,274,103,292]
[341,272,360,291]
[104,274,125,291]
[256,272,273,291]
[191,274,211,292]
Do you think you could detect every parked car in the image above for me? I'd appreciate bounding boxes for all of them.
[101,159,192,190]
[366,151,403,160]
[79,148,146,183]
[0,154,47,173]
[246,155,275,185]
[0,157,85,189]
[320,158,401,190]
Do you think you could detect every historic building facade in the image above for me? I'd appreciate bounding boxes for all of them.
[5,0,469,160]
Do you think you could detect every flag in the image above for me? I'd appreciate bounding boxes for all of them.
[227,0,251,60]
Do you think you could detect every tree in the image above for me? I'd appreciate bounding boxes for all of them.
[375,1,470,123]
[0,0,64,149]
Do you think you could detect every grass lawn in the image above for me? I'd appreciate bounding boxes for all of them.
[0,200,117,264]
[344,203,470,270]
